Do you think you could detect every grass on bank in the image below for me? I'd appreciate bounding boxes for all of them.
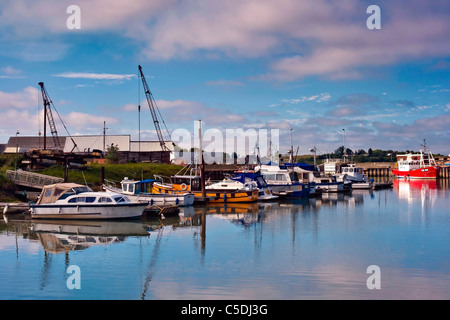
[40,162,184,190]
[0,153,184,197]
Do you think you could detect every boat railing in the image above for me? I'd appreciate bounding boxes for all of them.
[154,175,173,185]
[103,179,118,188]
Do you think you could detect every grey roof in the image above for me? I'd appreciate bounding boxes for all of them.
[3,135,171,154]
[5,136,66,152]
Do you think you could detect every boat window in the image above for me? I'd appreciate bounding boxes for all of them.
[113,196,130,203]
[263,174,275,181]
[343,168,348,172]
[54,188,65,197]
[98,197,113,203]
[72,186,92,193]
[44,189,52,197]
[256,176,267,187]
[68,198,78,203]
[85,197,96,203]
[190,179,201,191]
[349,168,353,173]
[276,174,286,181]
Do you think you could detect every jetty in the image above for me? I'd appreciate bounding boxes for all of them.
[5,170,64,189]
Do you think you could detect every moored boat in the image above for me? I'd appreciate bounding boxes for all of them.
[152,174,259,203]
[336,164,373,189]
[392,141,440,179]
[255,164,310,198]
[30,183,148,220]
[103,178,195,207]
[230,171,279,200]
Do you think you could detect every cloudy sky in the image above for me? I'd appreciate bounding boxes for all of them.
[0,0,449,156]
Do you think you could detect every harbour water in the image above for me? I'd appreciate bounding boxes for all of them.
[1,179,449,300]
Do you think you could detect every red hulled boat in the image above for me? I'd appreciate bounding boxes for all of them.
[392,141,440,179]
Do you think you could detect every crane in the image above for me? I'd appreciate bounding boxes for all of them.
[38,82,78,152]
[138,65,171,154]
[39,82,62,150]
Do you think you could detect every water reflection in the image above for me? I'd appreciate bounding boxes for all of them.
[394,179,440,220]
[1,182,449,300]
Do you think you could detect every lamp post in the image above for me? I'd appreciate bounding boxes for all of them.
[14,130,20,175]
[342,128,345,162]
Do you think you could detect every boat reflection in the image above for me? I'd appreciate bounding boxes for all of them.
[29,220,150,254]
[394,178,439,218]
[394,178,438,201]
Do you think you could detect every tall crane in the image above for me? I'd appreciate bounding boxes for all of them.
[39,82,62,150]
[138,65,171,154]
[38,82,78,152]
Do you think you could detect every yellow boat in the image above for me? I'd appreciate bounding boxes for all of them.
[152,175,258,204]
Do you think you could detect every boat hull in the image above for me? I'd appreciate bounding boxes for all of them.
[103,185,195,206]
[392,166,440,179]
[152,183,258,203]
[30,203,148,220]
[267,184,309,198]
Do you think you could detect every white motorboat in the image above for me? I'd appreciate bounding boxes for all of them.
[336,164,373,189]
[255,165,310,198]
[30,183,148,220]
[229,171,278,201]
[103,178,195,207]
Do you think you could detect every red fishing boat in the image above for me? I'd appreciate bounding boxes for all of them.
[392,141,440,179]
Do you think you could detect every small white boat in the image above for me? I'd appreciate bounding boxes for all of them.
[228,171,278,201]
[103,178,195,207]
[336,164,373,189]
[30,183,148,220]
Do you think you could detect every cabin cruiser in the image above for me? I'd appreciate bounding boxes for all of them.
[337,164,373,189]
[208,171,279,201]
[279,163,346,193]
[152,174,259,203]
[103,178,195,206]
[254,164,310,198]
[30,183,148,220]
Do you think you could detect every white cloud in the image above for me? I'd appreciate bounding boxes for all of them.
[53,72,136,80]
[1,1,449,80]
[0,87,39,109]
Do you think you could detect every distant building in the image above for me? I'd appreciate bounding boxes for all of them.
[2,135,173,163]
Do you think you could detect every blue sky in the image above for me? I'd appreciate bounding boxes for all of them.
[0,0,449,156]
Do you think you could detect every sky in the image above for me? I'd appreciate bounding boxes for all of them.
[0,0,449,157]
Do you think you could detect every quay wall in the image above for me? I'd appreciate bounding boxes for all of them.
[203,163,450,179]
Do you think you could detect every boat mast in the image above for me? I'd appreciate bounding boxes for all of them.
[198,120,206,198]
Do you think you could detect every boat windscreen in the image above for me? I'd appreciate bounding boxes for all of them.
[72,186,93,193]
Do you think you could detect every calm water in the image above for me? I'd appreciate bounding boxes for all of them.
[1,179,449,300]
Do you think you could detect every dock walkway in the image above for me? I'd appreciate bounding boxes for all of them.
[6,170,64,189]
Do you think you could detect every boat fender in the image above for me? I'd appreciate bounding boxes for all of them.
[180,183,188,191]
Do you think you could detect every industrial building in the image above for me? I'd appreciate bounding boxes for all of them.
[2,134,173,164]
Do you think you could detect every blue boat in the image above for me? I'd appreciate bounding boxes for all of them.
[255,165,310,198]
[230,171,278,200]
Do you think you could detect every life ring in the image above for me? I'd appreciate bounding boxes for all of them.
[180,183,188,191]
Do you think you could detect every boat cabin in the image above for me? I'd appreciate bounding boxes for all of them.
[66,193,131,204]
[37,183,92,205]
[232,172,269,189]
[257,165,300,184]
[120,178,158,195]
